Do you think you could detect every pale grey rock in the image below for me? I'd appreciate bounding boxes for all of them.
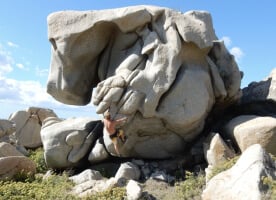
[27,107,58,122]
[47,6,241,158]
[0,142,24,157]
[71,178,117,197]
[204,133,235,166]
[150,170,167,182]
[115,162,141,182]
[88,139,109,164]
[242,68,276,103]
[69,169,103,184]
[15,145,29,156]
[224,115,276,155]
[41,117,102,169]
[202,144,276,200]
[0,156,36,181]
[9,107,57,148]
[126,180,143,200]
[132,159,145,166]
[203,133,235,180]
[0,119,15,138]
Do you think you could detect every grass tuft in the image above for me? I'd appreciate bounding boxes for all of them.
[175,171,205,200]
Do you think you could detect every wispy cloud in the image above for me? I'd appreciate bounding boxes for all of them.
[7,41,19,48]
[221,36,244,63]
[0,48,13,75]
[16,63,29,71]
[0,75,98,118]
[221,36,232,48]
[35,66,49,77]
[0,76,52,105]
[230,47,244,62]
[0,42,98,119]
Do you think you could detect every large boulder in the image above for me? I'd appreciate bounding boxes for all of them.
[9,107,57,148]
[223,115,276,155]
[0,142,25,157]
[242,68,276,103]
[41,117,103,169]
[202,144,276,200]
[0,119,15,139]
[0,156,36,181]
[47,6,241,158]
[203,133,235,180]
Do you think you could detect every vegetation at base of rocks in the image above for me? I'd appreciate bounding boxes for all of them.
[29,147,48,174]
[83,187,126,200]
[262,176,276,199]
[2,148,275,200]
[0,174,77,200]
[208,156,240,180]
[175,171,206,200]
[262,154,276,199]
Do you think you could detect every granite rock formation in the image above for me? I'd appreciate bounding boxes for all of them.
[46,5,241,159]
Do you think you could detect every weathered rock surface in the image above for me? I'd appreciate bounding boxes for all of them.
[0,119,15,139]
[71,178,117,198]
[47,5,241,159]
[69,169,103,184]
[0,156,36,181]
[126,180,143,200]
[204,133,235,166]
[9,107,57,148]
[203,133,235,180]
[0,142,25,157]
[224,115,276,155]
[242,68,276,103]
[41,117,103,168]
[202,144,276,200]
[115,162,141,183]
[88,139,109,163]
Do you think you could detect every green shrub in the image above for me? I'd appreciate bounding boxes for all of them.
[175,171,205,200]
[29,147,48,174]
[12,170,35,183]
[262,176,276,199]
[0,173,77,200]
[208,156,239,180]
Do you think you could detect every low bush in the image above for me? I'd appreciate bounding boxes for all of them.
[29,147,48,174]
[207,156,239,180]
[175,171,205,200]
[0,174,76,200]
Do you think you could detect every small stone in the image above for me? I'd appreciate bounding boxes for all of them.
[150,170,167,182]
[126,180,143,200]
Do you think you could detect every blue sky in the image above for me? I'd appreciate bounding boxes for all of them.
[0,0,275,119]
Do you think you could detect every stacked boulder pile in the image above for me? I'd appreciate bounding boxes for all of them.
[0,5,275,200]
[0,107,56,180]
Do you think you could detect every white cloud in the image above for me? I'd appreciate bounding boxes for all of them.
[230,47,244,62]
[15,63,29,71]
[220,36,244,63]
[0,76,52,105]
[16,63,24,69]
[7,41,19,48]
[221,36,232,48]
[0,76,99,119]
[36,66,49,77]
[0,48,13,75]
